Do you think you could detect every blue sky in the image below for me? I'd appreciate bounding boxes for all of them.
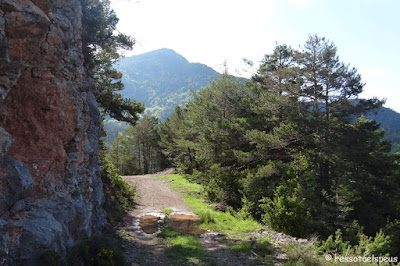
[110,0,400,112]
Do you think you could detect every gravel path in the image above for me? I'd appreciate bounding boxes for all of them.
[117,170,195,265]
[123,169,192,215]
[117,170,298,265]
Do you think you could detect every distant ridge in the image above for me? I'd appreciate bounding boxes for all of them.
[111,49,400,153]
[116,48,219,120]
[365,106,400,153]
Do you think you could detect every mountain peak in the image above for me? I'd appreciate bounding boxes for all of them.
[121,48,189,65]
[154,48,181,54]
[116,48,219,120]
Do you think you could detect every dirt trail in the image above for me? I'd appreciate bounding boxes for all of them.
[123,169,192,215]
[118,170,292,265]
[117,170,196,265]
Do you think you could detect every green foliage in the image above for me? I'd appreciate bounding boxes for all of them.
[226,237,272,260]
[102,119,130,142]
[259,156,317,237]
[106,130,139,175]
[234,196,255,220]
[260,179,308,237]
[106,115,168,175]
[158,174,263,238]
[80,0,144,125]
[96,82,144,124]
[80,0,133,66]
[158,106,197,173]
[116,49,220,121]
[284,243,322,266]
[197,210,216,224]
[158,35,400,254]
[355,230,391,257]
[202,164,244,207]
[383,219,400,257]
[316,227,391,257]
[365,107,400,153]
[226,240,252,253]
[100,149,136,225]
[159,71,247,171]
[336,117,400,234]
[241,161,288,216]
[159,227,220,265]
[130,115,165,174]
[161,208,173,215]
[38,251,65,266]
[316,229,351,256]
[67,232,126,266]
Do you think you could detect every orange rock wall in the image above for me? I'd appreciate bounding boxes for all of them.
[0,0,105,264]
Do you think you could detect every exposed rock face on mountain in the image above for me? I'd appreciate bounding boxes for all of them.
[0,0,105,264]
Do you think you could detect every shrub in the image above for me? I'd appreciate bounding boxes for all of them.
[100,149,136,225]
[316,227,391,257]
[354,230,391,257]
[197,210,216,224]
[162,208,173,215]
[383,219,400,257]
[203,164,243,208]
[67,232,125,266]
[234,196,254,220]
[285,242,322,266]
[316,229,351,256]
[38,251,64,266]
[259,157,317,238]
[260,177,310,237]
[241,162,286,213]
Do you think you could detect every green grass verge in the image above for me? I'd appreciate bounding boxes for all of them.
[224,237,274,265]
[161,208,173,215]
[159,227,223,266]
[157,174,262,238]
[226,237,272,254]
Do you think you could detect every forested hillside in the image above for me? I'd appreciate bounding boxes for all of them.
[366,107,400,153]
[116,48,219,120]
[156,36,400,257]
[108,48,400,153]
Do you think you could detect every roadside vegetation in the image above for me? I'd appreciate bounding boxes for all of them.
[156,37,400,260]
[157,173,398,265]
[159,227,221,266]
[39,227,128,266]
[156,174,273,264]
[100,147,137,225]
[158,174,262,238]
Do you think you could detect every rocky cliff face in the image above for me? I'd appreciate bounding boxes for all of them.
[0,0,106,264]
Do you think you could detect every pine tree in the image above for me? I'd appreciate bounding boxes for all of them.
[80,0,144,124]
[298,35,382,194]
[158,105,197,172]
